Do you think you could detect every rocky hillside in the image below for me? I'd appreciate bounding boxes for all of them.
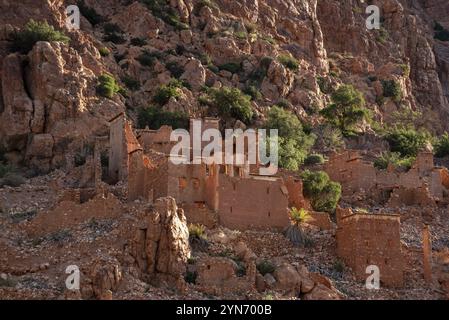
[0,0,448,172]
[1,0,449,301]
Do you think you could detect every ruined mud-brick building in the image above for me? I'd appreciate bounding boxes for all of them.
[108,114,311,231]
[324,150,449,206]
[336,207,404,287]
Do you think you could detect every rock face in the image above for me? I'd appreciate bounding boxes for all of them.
[0,40,124,171]
[130,197,190,287]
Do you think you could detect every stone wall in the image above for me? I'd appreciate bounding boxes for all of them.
[336,209,404,287]
[324,150,448,204]
[217,175,290,230]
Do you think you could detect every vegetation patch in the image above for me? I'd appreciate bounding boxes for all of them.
[265,106,315,171]
[153,79,184,105]
[137,106,189,130]
[103,23,126,44]
[96,74,123,99]
[202,87,253,124]
[77,0,103,26]
[10,20,69,54]
[277,54,299,71]
[140,0,189,30]
[320,84,371,136]
[301,170,341,213]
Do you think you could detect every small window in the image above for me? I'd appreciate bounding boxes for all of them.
[179,177,187,190]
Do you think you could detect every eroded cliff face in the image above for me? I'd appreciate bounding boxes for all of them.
[0,0,448,168]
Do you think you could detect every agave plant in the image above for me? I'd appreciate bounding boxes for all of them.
[284,208,312,247]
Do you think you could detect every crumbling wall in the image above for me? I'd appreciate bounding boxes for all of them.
[26,192,123,237]
[217,175,290,230]
[137,125,175,155]
[309,212,334,230]
[283,176,311,210]
[325,150,447,204]
[386,186,435,207]
[324,151,377,195]
[336,211,404,287]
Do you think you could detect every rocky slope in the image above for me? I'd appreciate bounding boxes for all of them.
[1,0,449,169]
[1,0,449,300]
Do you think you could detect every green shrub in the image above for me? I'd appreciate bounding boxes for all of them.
[137,106,189,129]
[382,79,402,102]
[165,61,185,79]
[290,208,312,225]
[320,84,370,136]
[243,85,262,101]
[11,20,70,54]
[304,154,325,166]
[377,27,389,43]
[312,181,342,213]
[137,51,159,67]
[96,74,122,99]
[265,106,315,170]
[399,64,410,77]
[333,259,345,273]
[130,37,147,46]
[10,210,37,224]
[140,0,189,30]
[434,22,449,41]
[121,75,141,91]
[98,47,110,57]
[256,260,276,276]
[153,79,183,105]
[234,31,247,40]
[434,133,449,157]
[313,125,345,152]
[77,0,103,26]
[193,0,218,15]
[188,223,206,240]
[300,170,341,213]
[206,87,253,124]
[374,152,414,170]
[219,62,242,74]
[0,173,25,188]
[278,54,299,71]
[0,163,14,178]
[184,271,198,284]
[317,76,332,94]
[103,23,126,44]
[385,127,430,158]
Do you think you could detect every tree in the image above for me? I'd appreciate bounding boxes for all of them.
[207,87,253,124]
[385,127,430,158]
[137,106,189,130]
[434,133,449,158]
[300,170,342,213]
[265,106,315,171]
[320,84,370,135]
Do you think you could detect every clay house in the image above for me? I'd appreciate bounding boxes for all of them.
[107,114,308,231]
[336,207,404,288]
[324,150,449,206]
